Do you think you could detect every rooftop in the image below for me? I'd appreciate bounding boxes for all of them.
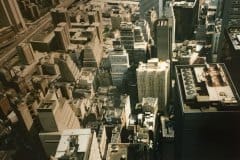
[176,63,240,113]
[38,100,57,111]
[55,129,92,159]
[137,58,169,71]
[173,0,196,8]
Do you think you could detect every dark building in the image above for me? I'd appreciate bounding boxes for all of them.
[175,63,240,160]
[173,0,199,42]
[54,22,70,51]
[218,0,240,60]
[154,18,172,60]
[0,26,15,49]
[17,43,35,65]
[0,0,26,32]
[221,27,240,94]
[50,8,71,27]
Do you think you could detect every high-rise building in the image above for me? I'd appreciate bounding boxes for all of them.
[154,18,172,61]
[38,89,81,158]
[109,45,130,88]
[173,0,199,41]
[17,102,33,131]
[17,42,35,65]
[37,89,80,132]
[0,0,26,31]
[221,27,240,93]
[175,63,240,160]
[217,0,240,60]
[133,25,148,63]
[221,0,240,28]
[54,22,70,51]
[120,22,134,62]
[137,58,170,111]
[135,19,151,43]
[56,54,80,82]
[51,7,71,27]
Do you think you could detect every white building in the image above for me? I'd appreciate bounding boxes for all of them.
[137,58,170,111]
[53,129,101,160]
[108,47,129,88]
[38,89,81,158]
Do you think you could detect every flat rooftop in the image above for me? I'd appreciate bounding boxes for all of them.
[55,129,92,159]
[173,1,196,8]
[176,63,240,113]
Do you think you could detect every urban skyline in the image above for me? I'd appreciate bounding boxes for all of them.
[0,0,240,160]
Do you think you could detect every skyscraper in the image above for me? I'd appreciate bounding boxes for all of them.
[56,54,80,82]
[54,22,70,51]
[120,22,135,62]
[51,7,71,27]
[154,18,172,61]
[109,44,130,88]
[0,0,26,31]
[173,0,199,41]
[38,89,81,157]
[17,42,35,65]
[217,0,240,60]
[137,58,170,111]
[175,63,240,160]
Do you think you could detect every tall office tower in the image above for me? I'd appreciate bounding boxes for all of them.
[120,22,135,62]
[134,25,148,63]
[221,0,240,27]
[135,19,151,42]
[154,18,172,61]
[17,42,35,65]
[56,54,80,82]
[211,20,221,62]
[54,22,70,51]
[218,0,240,60]
[37,98,80,132]
[39,89,81,158]
[222,27,240,93]
[109,45,130,88]
[196,1,217,44]
[17,102,33,131]
[134,42,148,63]
[137,58,170,111]
[51,7,71,27]
[0,0,26,31]
[53,129,101,160]
[175,63,240,160]
[173,0,199,41]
